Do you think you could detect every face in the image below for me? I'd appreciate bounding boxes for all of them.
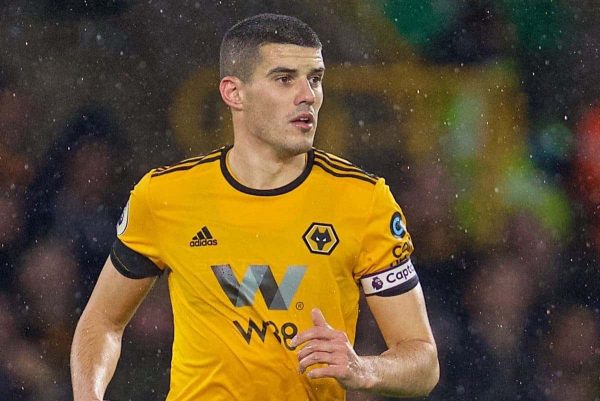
[239,43,324,157]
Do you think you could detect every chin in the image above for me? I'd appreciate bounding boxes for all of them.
[285,137,314,156]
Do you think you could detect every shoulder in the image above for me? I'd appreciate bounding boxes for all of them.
[311,148,380,187]
[131,147,224,202]
[150,147,224,179]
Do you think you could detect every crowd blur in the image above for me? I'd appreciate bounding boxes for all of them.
[1,1,599,400]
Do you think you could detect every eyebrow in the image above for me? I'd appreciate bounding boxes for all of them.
[266,66,325,76]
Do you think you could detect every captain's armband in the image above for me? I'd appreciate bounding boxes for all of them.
[360,259,419,297]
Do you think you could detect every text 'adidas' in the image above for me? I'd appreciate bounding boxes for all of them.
[190,226,218,247]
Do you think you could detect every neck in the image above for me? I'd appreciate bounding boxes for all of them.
[227,141,307,190]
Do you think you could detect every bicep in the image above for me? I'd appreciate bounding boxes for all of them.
[365,283,435,348]
[82,257,158,330]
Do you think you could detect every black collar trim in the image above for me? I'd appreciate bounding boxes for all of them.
[220,145,314,196]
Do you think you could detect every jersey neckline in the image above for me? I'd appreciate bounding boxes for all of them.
[220,145,314,196]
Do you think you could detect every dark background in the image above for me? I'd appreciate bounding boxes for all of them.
[1,1,599,400]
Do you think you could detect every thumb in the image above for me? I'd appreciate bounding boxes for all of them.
[311,308,329,327]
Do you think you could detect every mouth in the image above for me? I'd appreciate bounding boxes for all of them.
[290,113,315,131]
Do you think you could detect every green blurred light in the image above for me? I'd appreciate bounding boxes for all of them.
[381,0,460,47]
[503,157,572,237]
[499,0,571,51]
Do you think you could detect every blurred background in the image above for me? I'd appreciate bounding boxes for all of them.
[1,0,599,400]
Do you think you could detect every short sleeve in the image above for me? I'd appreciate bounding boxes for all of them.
[354,179,418,296]
[110,171,166,277]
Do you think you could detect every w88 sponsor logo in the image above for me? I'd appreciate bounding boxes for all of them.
[233,318,298,350]
[211,264,306,350]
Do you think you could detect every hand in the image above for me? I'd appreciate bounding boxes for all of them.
[291,308,373,390]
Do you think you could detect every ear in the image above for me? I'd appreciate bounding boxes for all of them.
[219,76,243,111]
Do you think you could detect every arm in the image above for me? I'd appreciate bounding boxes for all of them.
[293,283,439,397]
[361,283,439,396]
[71,257,157,401]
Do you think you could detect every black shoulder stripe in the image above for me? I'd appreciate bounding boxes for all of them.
[196,148,224,160]
[110,239,163,279]
[313,150,378,178]
[314,149,355,167]
[313,160,377,184]
[151,148,223,176]
[314,154,378,179]
[154,155,206,173]
[151,154,221,177]
[170,155,205,166]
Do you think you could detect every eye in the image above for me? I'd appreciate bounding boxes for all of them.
[309,75,323,87]
[277,75,292,84]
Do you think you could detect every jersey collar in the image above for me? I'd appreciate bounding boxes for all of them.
[220,145,314,196]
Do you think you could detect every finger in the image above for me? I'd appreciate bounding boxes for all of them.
[311,308,329,327]
[306,365,345,380]
[291,326,339,347]
[299,351,343,373]
[296,339,345,360]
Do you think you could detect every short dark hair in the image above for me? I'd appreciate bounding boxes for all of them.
[220,13,322,81]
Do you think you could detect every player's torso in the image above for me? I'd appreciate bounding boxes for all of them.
[149,149,376,401]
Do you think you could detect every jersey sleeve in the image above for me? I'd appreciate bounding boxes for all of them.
[110,171,166,278]
[354,178,418,296]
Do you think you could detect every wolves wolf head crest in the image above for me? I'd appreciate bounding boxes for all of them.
[310,228,331,250]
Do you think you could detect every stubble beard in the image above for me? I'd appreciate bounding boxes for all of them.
[252,121,316,159]
[278,126,316,158]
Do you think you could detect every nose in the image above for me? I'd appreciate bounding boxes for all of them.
[294,78,316,106]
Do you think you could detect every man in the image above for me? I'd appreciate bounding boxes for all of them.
[71,13,439,401]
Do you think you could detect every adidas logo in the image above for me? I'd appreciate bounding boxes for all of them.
[190,226,218,247]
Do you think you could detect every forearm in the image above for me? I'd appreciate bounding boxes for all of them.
[360,339,439,397]
[71,310,124,401]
